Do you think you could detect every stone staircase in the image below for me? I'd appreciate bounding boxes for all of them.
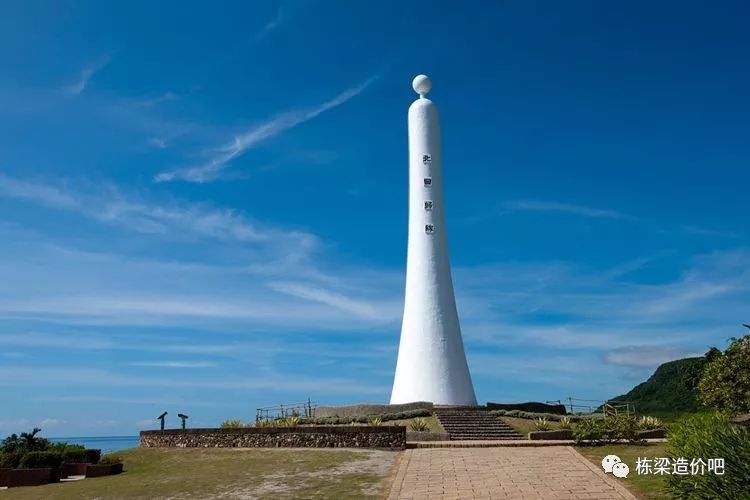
[434,407,522,440]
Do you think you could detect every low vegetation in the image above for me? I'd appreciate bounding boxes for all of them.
[666,412,750,499]
[219,419,245,428]
[577,442,669,499]
[697,335,750,414]
[573,414,645,445]
[0,447,396,499]
[534,417,551,431]
[489,409,597,421]
[559,416,572,429]
[407,418,430,432]
[299,408,432,426]
[0,428,103,470]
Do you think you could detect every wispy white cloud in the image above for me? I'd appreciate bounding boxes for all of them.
[64,57,109,96]
[125,361,217,368]
[129,91,178,108]
[39,418,65,427]
[503,200,632,220]
[604,345,702,368]
[0,173,317,249]
[154,75,378,183]
[268,281,399,321]
[148,137,168,149]
[255,6,285,41]
[0,366,390,395]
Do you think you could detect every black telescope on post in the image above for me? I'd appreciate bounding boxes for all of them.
[177,413,189,430]
[157,412,168,431]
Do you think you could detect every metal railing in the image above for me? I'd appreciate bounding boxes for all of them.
[554,397,636,416]
[256,399,317,422]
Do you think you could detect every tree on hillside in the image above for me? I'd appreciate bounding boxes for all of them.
[698,334,750,414]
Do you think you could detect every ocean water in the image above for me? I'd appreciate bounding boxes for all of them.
[50,436,140,453]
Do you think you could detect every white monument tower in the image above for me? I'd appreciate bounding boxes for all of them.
[390,75,477,406]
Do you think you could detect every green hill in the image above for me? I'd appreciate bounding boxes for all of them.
[607,356,710,418]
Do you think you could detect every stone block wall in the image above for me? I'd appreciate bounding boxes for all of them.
[140,426,406,450]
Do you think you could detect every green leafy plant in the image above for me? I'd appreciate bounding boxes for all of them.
[0,451,24,468]
[253,419,272,428]
[220,419,246,428]
[667,412,750,499]
[99,454,123,465]
[369,417,383,427]
[283,416,301,427]
[19,451,63,469]
[573,415,642,445]
[698,335,750,414]
[638,415,664,430]
[534,417,550,431]
[559,416,572,429]
[62,447,87,463]
[84,449,101,464]
[408,418,430,432]
[299,408,432,426]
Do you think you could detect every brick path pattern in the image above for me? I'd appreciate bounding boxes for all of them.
[388,446,636,499]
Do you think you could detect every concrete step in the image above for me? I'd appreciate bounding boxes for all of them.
[434,409,523,440]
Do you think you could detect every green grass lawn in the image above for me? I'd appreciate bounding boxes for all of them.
[387,414,444,433]
[500,416,563,436]
[576,443,669,499]
[0,447,397,499]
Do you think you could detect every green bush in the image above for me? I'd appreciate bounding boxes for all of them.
[698,335,750,414]
[489,409,597,422]
[408,418,430,432]
[279,416,301,428]
[534,417,551,431]
[573,415,642,445]
[62,447,87,463]
[19,451,63,469]
[220,419,246,428]
[638,415,664,430]
[666,412,750,499]
[300,408,431,426]
[368,417,382,427]
[559,416,572,429]
[99,454,123,465]
[84,449,101,464]
[0,451,24,468]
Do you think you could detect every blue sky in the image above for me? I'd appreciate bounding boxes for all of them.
[1,1,748,436]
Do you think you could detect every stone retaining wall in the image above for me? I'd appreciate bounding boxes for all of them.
[140,426,405,450]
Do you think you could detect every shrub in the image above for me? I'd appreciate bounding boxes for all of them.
[573,415,642,445]
[19,451,63,469]
[369,417,383,427]
[559,416,572,430]
[698,335,750,414]
[62,448,87,463]
[281,416,300,428]
[534,418,551,431]
[667,412,750,499]
[220,419,245,429]
[489,409,594,422]
[84,449,101,464]
[638,415,664,430]
[0,451,24,468]
[299,408,431,426]
[253,419,272,428]
[99,454,123,465]
[408,418,430,432]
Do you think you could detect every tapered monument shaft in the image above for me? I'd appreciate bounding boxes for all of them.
[390,75,477,405]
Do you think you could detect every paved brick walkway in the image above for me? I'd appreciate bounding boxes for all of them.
[388,446,636,499]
